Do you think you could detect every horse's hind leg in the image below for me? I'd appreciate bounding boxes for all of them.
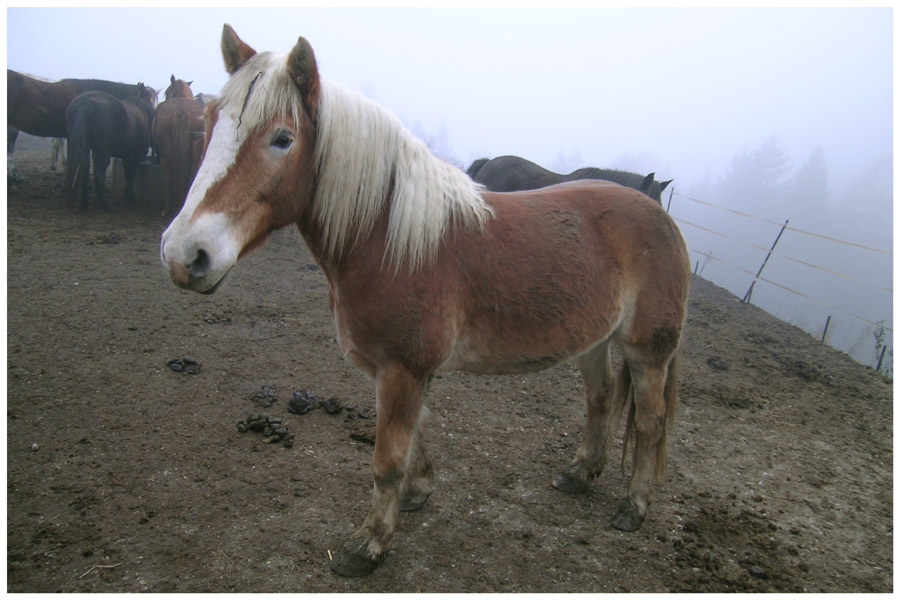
[122,159,139,205]
[92,152,112,210]
[331,362,428,577]
[611,346,679,532]
[553,339,623,493]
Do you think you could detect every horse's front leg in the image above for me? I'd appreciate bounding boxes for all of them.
[330,362,428,577]
[53,138,66,171]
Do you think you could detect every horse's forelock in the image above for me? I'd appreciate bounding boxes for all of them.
[217,52,303,138]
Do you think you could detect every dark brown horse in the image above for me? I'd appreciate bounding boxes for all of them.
[160,25,690,577]
[64,85,156,209]
[152,76,205,216]
[467,155,672,202]
[7,70,157,179]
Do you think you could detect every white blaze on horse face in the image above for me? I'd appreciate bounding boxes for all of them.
[160,110,244,293]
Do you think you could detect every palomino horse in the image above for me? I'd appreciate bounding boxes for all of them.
[65,85,156,209]
[161,25,690,577]
[467,155,673,203]
[7,69,158,179]
[152,76,206,216]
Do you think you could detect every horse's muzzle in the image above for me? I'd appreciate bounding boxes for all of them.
[165,252,228,295]
[167,260,191,288]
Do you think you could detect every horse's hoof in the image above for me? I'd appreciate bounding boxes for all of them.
[552,468,589,494]
[400,492,430,512]
[610,498,645,532]
[329,537,383,577]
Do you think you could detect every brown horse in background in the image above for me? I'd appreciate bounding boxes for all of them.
[7,69,157,179]
[152,75,205,216]
[161,25,691,577]
[64,85,156,209]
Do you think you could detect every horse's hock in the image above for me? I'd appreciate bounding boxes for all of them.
[111,159,164,207]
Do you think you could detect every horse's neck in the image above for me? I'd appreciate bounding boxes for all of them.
[168,88,192,100]
[569,167,605,178]
[125,97,154,122]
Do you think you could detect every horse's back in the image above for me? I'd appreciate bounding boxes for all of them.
[153,98,204,153]
[67,91,153,158]
[8,70,76,136]
[482,180,686,274]
[473,155,563,191]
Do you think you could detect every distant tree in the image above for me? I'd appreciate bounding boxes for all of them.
[550,149,582,173]
[790,146,829,199]
[612,151,664,179]
[686,172,716,202]
[716,135,791,217]
[409,119,463,168]
[786,146,831,230]
[834,154,892,250]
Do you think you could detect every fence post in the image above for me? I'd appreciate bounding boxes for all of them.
[666,187,674,213]
[742,219,789,303]
[876,345,887,373]
[821,315,831,343]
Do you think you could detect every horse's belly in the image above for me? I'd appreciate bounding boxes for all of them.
[438,326,611,375]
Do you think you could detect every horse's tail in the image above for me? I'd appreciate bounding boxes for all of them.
[621,350,680,482]
[170,110,194,212]
[64,106,90,206]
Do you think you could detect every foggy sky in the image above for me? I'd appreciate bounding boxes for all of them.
[6,6,893,197]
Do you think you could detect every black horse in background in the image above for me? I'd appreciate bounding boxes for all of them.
[467,155,672,203]
[64,85,156,210]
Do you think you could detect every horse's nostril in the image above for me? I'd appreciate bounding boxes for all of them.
[190,249,210,277]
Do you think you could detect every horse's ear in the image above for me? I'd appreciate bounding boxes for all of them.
[221,24,257,75]
[170,74,176,85]
[659,179,673,192]
[641,172,655,191]
[287,36,320,115]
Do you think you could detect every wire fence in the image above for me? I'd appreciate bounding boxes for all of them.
[666,189,893,375]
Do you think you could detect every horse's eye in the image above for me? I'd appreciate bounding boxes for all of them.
[271,130,294,150]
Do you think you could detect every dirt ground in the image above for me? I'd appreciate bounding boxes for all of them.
[6,135,893,592]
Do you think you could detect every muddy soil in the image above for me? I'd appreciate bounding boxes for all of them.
[6,135,893,592]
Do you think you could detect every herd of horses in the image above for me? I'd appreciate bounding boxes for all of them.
[7,69,208,215]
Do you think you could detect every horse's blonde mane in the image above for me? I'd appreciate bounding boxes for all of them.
[314,80,493,271]
[219,52,493,271]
